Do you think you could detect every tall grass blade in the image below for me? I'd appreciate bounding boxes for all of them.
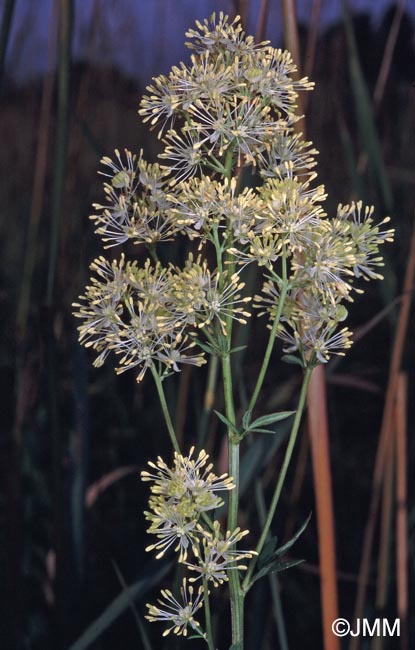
[68,562,171,650]
[46,2,73,645]
[371,425,394,650]
[111,559,154,650]
[255,0,270,41]
[0,0,16,88]
[395,372,408,650]
[341,0,393,212]
[307,366,340,650]
[302,0,322,111]
[16,1,57,337]
[47,0,73,303]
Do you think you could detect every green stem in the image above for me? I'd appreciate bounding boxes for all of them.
[150,365,180,454]
[197,353,219,448]
[222,354,238,528]
[247,284,288,416]
[247,254,289,417]
[221,353,244,646]
[243,366,313,591]
[203,578,215,650]
[224,148,234,180]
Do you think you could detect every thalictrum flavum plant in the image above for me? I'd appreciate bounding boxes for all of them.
[74,13,394,649]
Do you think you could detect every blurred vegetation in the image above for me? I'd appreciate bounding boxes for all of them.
[1,2,414,649]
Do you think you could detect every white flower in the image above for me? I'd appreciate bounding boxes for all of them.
[146,579,204,637]
[186,523,255,587]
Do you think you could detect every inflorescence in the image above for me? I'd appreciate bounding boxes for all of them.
[142,448,255,637]
[74,12,393,378]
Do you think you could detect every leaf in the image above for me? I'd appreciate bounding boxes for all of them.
[229,345,247,354]
[254,558,304,583]
[252,515,311,585]
[245,427,276,434]
[67,561,171,650]
[229,643,242,650]
[248,411,295,429]
[188,628,207,641]
[281,354,304,367]
[257,536,278,569]
[270,514,311,559]
[213,410,240,435]
[242,409,252,430]
[193,338,216,355]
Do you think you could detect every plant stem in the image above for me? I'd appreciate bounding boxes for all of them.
[247,284,288,416]
[198,353,219,448]
[150,365,180,454]
[243,366,312,591]
[221,352,245,646]
[203,578,215,650]
[248,253,289,417]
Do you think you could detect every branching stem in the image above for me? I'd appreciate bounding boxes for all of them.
[151,364,180,454]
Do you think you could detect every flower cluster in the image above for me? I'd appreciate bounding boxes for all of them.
[73,252,252,381]
[74,12,392,374]
[142,449,254,636]
[254,199,393,364]
[142,447,234,560]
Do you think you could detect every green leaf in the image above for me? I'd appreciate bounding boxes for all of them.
[213,410,240,435]
[281,354,304,367]
[257,536,278,569]
[270,514,311,559]
[245,427,276,434]
[252,515,311,585]
[67,562,171,650]
[188,628,207,641]
[242,409,252,430]
[254,558,304,583]
[229,643,243,650]
[248,411,295,429]
[193,338,216,355]
[229,345,247,354]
